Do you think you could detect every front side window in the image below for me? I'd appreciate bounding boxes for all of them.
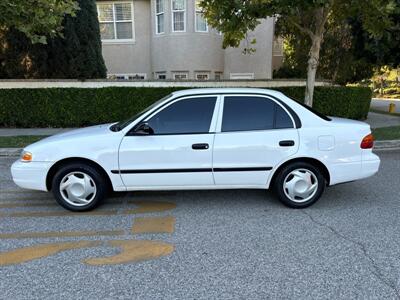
[171,0,186,32]
[222,96,293,132]
[155,0,165,34]
[195,0,207,32]
[98,2,134,41]
[147,97,216,134]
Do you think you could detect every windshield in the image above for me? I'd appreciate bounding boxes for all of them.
[110,94,172,131]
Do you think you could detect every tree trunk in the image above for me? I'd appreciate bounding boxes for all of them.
[304,35,322,107]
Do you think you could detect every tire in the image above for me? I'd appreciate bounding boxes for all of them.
[274,162,326,209]
[51,163,108,212]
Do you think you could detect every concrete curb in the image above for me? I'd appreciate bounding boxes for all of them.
[374,140,400,151]
[1,140,399,157]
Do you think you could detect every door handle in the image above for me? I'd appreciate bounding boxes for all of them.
[279,140,295,147]
[192,143,209,150]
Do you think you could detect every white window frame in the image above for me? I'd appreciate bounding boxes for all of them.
[172,72,189,80]
[195,0,208,32]
[155,0,165,34]
[215,72,223,80]
[156,72,167,79]
[195,72,210,81]
[97,1,135,44]
[171,0,186,33]
[230,73,255,80]
[108,73,147,80]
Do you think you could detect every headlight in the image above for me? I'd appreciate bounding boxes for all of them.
[21,151,33,162]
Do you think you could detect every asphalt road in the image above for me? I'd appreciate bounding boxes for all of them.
[1,151,400,299]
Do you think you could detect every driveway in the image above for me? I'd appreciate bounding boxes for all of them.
[1,151,400,299]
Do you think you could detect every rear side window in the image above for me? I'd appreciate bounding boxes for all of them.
[275,104,294,129]
[221,96,294,132]
[148,97,216,134]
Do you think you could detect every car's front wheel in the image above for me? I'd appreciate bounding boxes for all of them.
[274,162,326,208]
[52,163,107,212]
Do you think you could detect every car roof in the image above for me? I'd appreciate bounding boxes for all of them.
[171,88,285,98]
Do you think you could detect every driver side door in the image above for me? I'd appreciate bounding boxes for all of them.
[118,95,220,189]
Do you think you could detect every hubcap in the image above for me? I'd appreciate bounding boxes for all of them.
[59,172,97,207]
[283,168,318,203]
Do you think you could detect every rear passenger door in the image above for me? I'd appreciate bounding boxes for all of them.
[212,95,299,186]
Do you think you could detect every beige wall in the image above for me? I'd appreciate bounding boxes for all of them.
[100,0,276,80]
[224,18,275,80]
[150,0,224,79]
[101,0,152,77]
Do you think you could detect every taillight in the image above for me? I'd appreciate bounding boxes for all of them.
[360,134,374,149]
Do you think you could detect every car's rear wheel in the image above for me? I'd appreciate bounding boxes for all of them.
[52,163,107,212]
[274,162,325,208]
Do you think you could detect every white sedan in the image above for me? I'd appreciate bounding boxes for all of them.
[11,88,380,211]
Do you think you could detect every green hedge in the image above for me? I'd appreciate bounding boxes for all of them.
[0,86,371,128]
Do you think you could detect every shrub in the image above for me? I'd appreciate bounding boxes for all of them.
[0,86,371,128]
[383,87,400,95]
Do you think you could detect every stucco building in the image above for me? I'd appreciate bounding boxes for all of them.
[96,0,283,80]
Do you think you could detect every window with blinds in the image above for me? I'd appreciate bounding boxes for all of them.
[97,2,134,42]
[171,0,185,32]
[155,0,165,34]
[195,0,207,32]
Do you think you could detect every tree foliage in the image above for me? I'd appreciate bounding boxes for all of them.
[0,0,106,79]
[274,18,376,84]
[275,2,400,84]
[0,0,78,44]
[201,0,395,106]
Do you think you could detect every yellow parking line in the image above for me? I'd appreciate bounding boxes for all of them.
[132,216,175,234]
[84,240,174,265]
[0,241,101,266]
[0,230,125,240]
[0,202,56,208]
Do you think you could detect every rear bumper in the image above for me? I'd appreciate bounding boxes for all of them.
[11,160,51,191]
[329,153,380,185]
[361,157,380,180]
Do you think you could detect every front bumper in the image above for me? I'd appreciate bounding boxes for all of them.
[11,160,52,191]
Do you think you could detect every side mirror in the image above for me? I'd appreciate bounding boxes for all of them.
[134,122,154,135]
